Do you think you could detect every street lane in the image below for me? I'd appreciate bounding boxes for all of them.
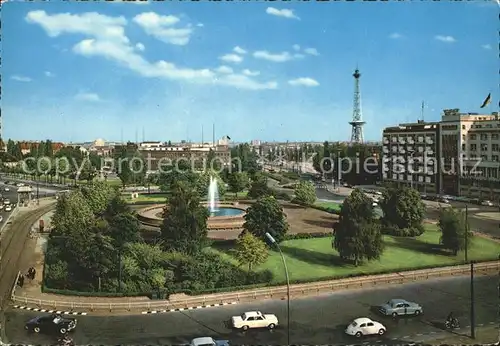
[4,275,498,345]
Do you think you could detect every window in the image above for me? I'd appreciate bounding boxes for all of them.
[480,144,488,151]
[462,144,466,151]
[470,144,477,151]
[492,134,499,140]
[493,155,499,162]
[462,125,466,129]
[469,134,477,140]
[425,176,431,183]
[480,134,488,141]
[481,155,487,161]
[492,144,499,151]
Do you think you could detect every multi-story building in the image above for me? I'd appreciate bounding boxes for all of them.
[382,120,440,194]
[382,109,500,200]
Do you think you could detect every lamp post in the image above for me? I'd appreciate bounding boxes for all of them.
[265,232,290,345]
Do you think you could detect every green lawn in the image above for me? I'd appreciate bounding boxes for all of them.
[314,201,342,211]
[209,227,500,284]
[124,190,249,204]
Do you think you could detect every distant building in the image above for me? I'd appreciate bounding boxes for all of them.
[17,141,65,155]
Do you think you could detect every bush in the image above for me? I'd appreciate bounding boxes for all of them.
[284,232,332,240]
[272,190,292,201]
[263,172,292,185]
[281,172,300,180]
[382,224,425,237]
[310,204,340,215]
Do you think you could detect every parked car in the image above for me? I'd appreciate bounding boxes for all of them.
[480,200,494,207]
[231,311,279,331]
[25,314,77,335]
[190,337,229,346]
[0,204,4,210]
[5,205,12,212]
[4,187,9,192]
[379,299,423,317]
[0,216,3,222]
[4,199,10,205]
[345,317,386,337]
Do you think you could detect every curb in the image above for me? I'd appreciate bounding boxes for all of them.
[141,301,237,314]
[12,305,88,316]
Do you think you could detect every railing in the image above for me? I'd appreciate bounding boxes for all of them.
[11,261,500,313]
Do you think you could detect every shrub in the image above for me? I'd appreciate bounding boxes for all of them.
[310,204,340,215]
[382,224,425,237]
[284,232,332,240]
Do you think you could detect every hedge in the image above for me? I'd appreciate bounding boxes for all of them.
[310,204,341,215]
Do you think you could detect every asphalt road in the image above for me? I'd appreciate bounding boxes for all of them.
[0,187,19,228]
[4,275,498,345]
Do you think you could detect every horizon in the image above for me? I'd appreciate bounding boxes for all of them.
[2,1,497,143]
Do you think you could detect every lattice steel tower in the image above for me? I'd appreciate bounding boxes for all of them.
[349,68,365,143]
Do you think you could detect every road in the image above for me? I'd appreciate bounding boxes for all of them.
[3,275,498,345]
[0,187,19,228]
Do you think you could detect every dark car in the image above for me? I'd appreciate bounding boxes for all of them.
[25,314,77,335]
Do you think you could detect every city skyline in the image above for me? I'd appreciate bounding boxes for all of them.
[2,1,497,143]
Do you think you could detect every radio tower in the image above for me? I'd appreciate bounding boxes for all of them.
[349,68,365,143]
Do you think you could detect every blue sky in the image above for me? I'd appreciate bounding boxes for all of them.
[2,1,498,143]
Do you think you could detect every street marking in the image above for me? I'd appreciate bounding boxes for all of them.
[12,305,87,315]
[141,301,237,314]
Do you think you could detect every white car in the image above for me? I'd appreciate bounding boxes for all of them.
[4,199,10,205]
[345,317,386,337]
[5,205,12,212]
[481,200,493,206]
[0,204,4,210]
[190,337,229,346]
[231,311,279,331]
[0,216,3,222]
[4,187,9,192]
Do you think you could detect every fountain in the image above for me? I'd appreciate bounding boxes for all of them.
[208,176,220,214]
[207,176,243,217]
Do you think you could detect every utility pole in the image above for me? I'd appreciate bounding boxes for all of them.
[470,261,475,339]
[465,204,468,263]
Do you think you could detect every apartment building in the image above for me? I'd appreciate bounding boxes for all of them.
[382,109,500,200]
[382,120,440,194]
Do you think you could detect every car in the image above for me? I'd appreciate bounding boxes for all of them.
[5,205,12,212]
[190,337,229,346]
[480,200,494,207]
[25,314,77,335]
[4,187,9,192]
[379,298,423,317]
[231,311,279,331]
[0,216,3,222]
[0,204,4,210]
[345,317,386,337]
[4,199,10,205]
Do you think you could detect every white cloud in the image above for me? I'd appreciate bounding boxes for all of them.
[233,46,247,55]
[253,50,295,62]
[304,48,319,56]
[389,32,403,39]
[196,23,204,27]
[292,44,300,51]
[44,71,54,77]
[288,78,319,87]
[11,75,32,82]
[294,53,305,59]
[133,12,193,46]
[435,35,456,43]
[481,44,492,50]
[26,10,277,91]
[135,42,145,51]
[242,69,260,76]
[216,65,234,74]
[219,54,243,63]
[75,92,101,102]
[265,7,300,20]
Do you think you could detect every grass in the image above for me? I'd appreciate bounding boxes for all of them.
[209,227,500,284]
[314,201,342,211]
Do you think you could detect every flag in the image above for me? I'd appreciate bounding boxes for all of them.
[480,93,491,108]
[226,135,231,140]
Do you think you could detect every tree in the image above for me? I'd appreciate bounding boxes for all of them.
[438,207,472,255]
[243,196,289,243]
[228,172,249,197]
[160,181,209,255]
[333,189,384,266]
[233,231,269,271]
[380,187,426,236]
[248,175,272,199]
[293,180,316,206]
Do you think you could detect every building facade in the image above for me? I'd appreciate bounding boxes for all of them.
[382,109,500,201]
[382,120,440,194]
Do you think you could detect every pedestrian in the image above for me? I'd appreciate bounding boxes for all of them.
[18,274,24,287]
[27,267,34,280]
[31,267,36,280]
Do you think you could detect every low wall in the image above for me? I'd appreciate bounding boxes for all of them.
[11,261,500,313]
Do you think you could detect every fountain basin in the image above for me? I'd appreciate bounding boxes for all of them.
[137,203,247,231]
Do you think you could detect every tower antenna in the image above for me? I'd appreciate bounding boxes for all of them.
[142,127,145,142]
[421,101,425,121]
[349,68,365,143]
[202,125,204,147]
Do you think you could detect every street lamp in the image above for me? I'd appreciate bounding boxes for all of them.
[265,232,290,345]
